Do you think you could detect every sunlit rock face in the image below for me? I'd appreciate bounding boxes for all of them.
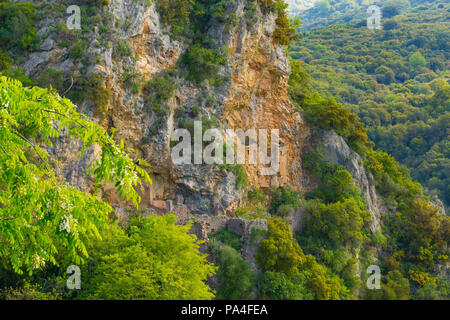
[25,1,311,215]
[24,0,380,225]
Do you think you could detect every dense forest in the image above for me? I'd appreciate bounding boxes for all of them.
[295,0,439,31]
[291,0,449,209]
[0,0,448,301]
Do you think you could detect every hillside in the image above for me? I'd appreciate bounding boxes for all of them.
[290,1,449,209]
[0,0,448,301]
[294,0,446,31]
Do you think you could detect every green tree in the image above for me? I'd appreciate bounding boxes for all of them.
[257,271,313,300]
[409,51,426,69]
[209,240,254,300]
[302,199,371,249]
[156,0,195,33]
[0,77,151,274]
[0,1,39,52]
[182,44,221,84]
[80,214,216,300]
[255,218,305,276]
[365,270,410,300]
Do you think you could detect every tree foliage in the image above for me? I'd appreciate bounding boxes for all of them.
[209,240,254,300]
[79,214,216,300]
[0,77,150,274]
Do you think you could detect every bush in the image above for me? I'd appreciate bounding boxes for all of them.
[0,1,39,52]
[276,204,292,218]
[272,2,300,46]
[1,282,61,300]
[219,164,248,189]
[209,241,254,300]
[0,50,12,71]
[69,41,89,62]
[409,51,426,69]
[256,218,350,299]
[247,187,267,203]
[144,74,176,108]
[208,228,243,251]
[302,198,371,249]
[143,74,176,119]
[55,23,80,48]
[298,92,374,154]
[156,0,194,34]
[80,215,216,300]
[255,218,305,276]
[181,44,222,84]
[113,39,132,59]
[36,68,65,92]
[85,73,110,118]
[308,168,363,204]
[269,187,301,215]
[257,272,312,300]
[375,65,395,84]
[121,67,143,95]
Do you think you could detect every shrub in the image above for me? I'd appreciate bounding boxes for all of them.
[80,215,216,300]
[144,75,176,107]
[69,41,89,62]
[0,49,12,71]
[80,0,110,7]
[409,51,426,69]
[85,73,110,118]
[181,44,222,84]
[121,67,142,95]
[255,218,305,276]
[302,198,371,249]
[269,187,301,215]
[219,164,248,189]
[208,228,243,251]
[209,241,254,300]
[113,39,132,59]
[257,271,312,300]
[1,282,61,300]
[247,187,266,203]
[36,68,65,92]
[156,0,194,35]
[143,74,176,119]
[271,1,300,46]
[55,23,79,48]
[0,1,39,52]
[190,104,201,117]
[375,65,395,84]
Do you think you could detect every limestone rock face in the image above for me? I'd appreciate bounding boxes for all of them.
[22,1,380,235]
[69,1,310,215]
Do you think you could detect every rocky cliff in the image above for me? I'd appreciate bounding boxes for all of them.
[24,0,315,215]
[21,0,382,265]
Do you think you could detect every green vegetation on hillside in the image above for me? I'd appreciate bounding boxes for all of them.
[291,2,449,208]
[0,77,216,299]
[0,0,448,301]
[286,2,449,297]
